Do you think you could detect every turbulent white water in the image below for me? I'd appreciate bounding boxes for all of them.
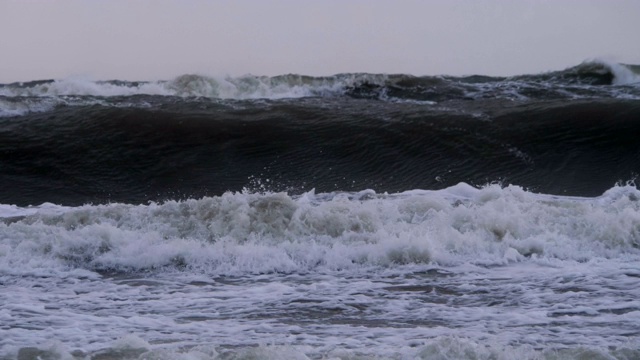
[1,183,639,359]
[0,73,372,99]
[2,59,640,118]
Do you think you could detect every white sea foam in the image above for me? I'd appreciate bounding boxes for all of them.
[1,183,638,276]
[0,73,387,100]
[0,77,170,98]
[595,59,640,85]
[0,74,392,117]
[2,184,639,357]
[2,62,639,118]
[0,97,59,117]
[5,336,639,360]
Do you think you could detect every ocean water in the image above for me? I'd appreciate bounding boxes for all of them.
[1,60,640,359]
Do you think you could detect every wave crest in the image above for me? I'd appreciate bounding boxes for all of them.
[1,60,638,106]
[2,184,639,276]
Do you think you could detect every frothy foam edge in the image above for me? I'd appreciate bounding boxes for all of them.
[0,59,637,110]
[0,74,378,99]
[1,183,639,277]
[5,334,639,360]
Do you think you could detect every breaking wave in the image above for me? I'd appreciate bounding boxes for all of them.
[0,60,638,111]
[2,184,639,276]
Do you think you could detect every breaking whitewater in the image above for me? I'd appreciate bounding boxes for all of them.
[1,60,640,359]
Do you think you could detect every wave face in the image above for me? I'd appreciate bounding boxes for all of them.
[2,60,640,358]
[0,93,639,206]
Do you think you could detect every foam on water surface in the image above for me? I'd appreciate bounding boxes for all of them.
[1,184,639,276]
[1,60,639,118]
[1,184,639,358]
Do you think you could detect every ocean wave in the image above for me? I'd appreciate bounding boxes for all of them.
[0,60,638,108]
[511,59,640,86]
[3,58,640,360]
[0,73,365,100]
[1,183,639,276]
[1,97,638,206]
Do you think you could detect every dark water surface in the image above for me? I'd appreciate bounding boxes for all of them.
[1,97,639,206]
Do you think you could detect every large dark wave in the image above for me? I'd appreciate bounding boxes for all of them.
[1,94,639,206]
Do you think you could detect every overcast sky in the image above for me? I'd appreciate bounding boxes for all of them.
[1,0,639,82]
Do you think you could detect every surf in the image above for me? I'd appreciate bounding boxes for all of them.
[1,60,638,107]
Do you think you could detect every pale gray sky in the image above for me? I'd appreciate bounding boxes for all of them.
[1,0,639,82]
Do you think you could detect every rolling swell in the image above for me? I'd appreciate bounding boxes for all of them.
[1,97,638,206]
[2,61,639,104]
